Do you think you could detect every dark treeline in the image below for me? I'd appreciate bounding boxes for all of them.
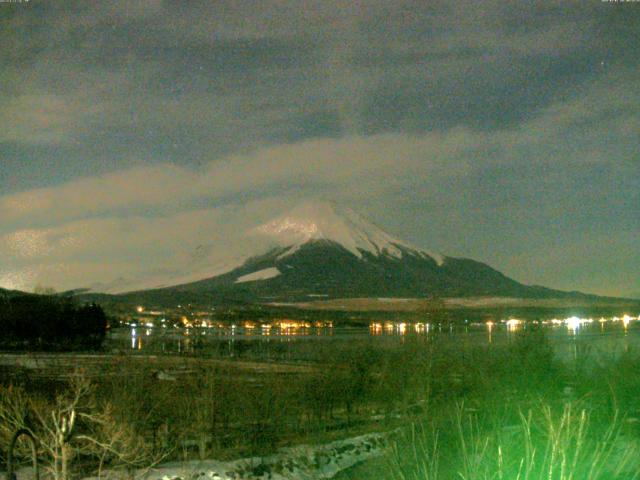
[0,293,107,350]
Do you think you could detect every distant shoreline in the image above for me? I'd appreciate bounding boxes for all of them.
[266,296,640,312]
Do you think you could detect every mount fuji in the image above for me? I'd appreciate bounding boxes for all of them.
[110,201,593,304]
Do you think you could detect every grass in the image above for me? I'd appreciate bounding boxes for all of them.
[3,327,640,479]
[345,329,640,479]
[381,401,639,480]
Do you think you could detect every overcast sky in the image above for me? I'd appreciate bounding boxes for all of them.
[1,0,638,297]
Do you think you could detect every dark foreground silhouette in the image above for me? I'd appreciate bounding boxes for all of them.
[0,293,106,351]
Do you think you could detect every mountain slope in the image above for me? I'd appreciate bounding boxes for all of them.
[120,201,596,303]
[0,287,31,299]
[163,240,581,301]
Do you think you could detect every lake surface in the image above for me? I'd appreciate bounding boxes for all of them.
[106,314,640,363]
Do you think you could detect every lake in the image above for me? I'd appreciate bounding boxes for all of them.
[106,313,640,363]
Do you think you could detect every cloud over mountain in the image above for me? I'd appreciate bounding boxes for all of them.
[0,0,638,297]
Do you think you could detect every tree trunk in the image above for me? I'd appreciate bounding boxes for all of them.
[198,432,207,460]
[61,444,70,480]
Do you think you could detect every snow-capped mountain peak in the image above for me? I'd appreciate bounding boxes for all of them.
[254,201,444,265]
[81,201,589,301]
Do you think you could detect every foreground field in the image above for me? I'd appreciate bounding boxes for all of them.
[2,328,640,479]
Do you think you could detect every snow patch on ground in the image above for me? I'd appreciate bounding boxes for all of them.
[235,267,281,283]
[83,431,389,480]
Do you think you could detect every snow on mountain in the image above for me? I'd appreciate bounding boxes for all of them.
[87,201,445,294]
[235,267,281,283]
[77,201,620,302]
[253,201,445,265]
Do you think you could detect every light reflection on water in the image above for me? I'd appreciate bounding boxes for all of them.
[107,314,640,361]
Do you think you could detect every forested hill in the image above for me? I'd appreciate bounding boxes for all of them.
[0,292,107,351]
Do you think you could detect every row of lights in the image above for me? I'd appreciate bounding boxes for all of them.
[133,304,637,337]
[369,315,639,335]
[370,322,431,335]
[497,314,638,332]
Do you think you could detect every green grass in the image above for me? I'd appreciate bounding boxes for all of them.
[348,330,640,479]
[381,401,639,480]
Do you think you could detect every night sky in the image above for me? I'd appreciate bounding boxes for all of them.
[0,1,638,297]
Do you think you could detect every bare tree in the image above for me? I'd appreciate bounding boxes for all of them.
[0,373,165,480]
